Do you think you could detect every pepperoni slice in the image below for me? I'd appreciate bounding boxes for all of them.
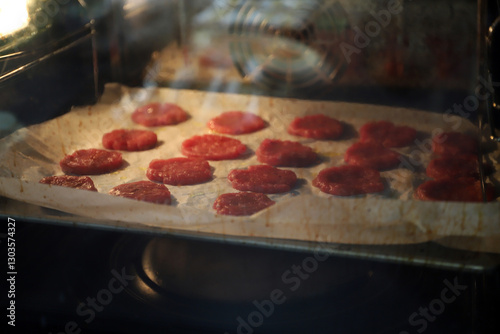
[213,192,275,216]
[426,155,486,179]
[181,134,247,161]
[359,121,417,148]
[312,165,384,196]
[207,111,265,135]
[109,181,171,204]
[132,102,189,127]
[60,149,123,175]
[287,114,343,140]
[228,165,297,193]
[147,158,212,185]
[199,50,232,68]
[344,142,400,170]
[415,178,496,202]
[256,139,318,167]
[39,175,97,192]
[102,129,157,151]
[432,132,477,156]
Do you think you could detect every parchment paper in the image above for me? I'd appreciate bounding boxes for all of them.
[0,84,499,252]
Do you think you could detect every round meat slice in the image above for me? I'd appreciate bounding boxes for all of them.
[109,181,171,204]
[256,139,318,167]
[147,157,212,185]
[287,114,343,140]
[359,121,417,148]
[207,111,265,135]
[228,165,297,193]
[415,178,496,202]
[39,175,97,192]
[312,165,384,196]
[344,142,400,170]
[60,149,123,175]
[213,192,275,216]
[102,129,157,151]
[426,155,487,179]
[132,102,189,127]
[181,134,247,161]
[432,132,477,156]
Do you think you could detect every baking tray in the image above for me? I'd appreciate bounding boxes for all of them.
[0,84,499,255]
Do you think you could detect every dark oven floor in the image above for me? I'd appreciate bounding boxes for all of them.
[1,218,500,334]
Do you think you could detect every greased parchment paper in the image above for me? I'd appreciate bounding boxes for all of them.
[1,84,499,252]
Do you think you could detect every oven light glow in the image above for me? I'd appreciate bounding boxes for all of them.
[0,0,30,37]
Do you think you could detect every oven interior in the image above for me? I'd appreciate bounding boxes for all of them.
[1,0,500,333]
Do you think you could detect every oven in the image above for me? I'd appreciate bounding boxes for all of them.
[1,1,500,333]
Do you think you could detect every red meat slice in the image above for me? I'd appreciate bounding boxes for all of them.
[432,132,477,156]
[359,121,417,148]
[132,102,189,127]
[213,192,275,216]
[102,129,157,151]
[39,175,97,192]
[288,114,343,140]
[199,50,232,68]
[109,180,171,204]
[228,165,297,193]
[181,134,247,160]
[415,178,496,202]
[312,165,384,196]
[256,139,318,167]
[344,142,400,170]
[60,149,123,175]
[426,155,489,179]
[147,157,212,185]
[207,111,265,135]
